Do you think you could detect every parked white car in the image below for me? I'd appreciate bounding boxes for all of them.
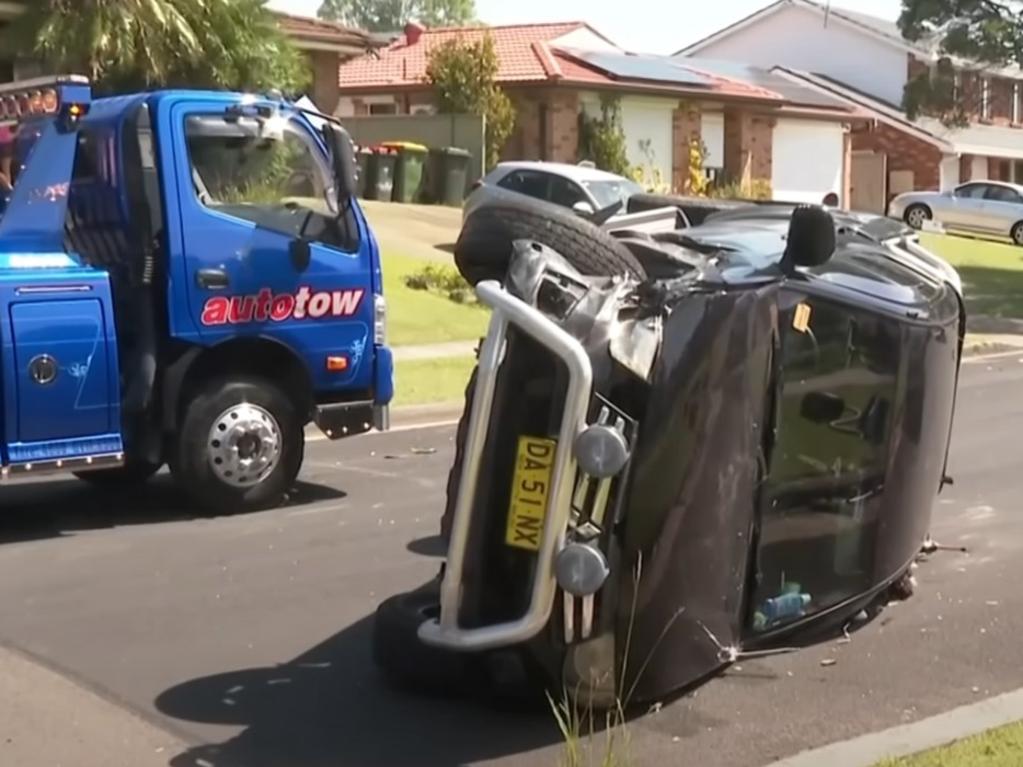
[888,180,1023,246]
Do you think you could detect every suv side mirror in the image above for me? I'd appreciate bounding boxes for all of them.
[572,200,595,216]
[322,122,358,203]
[782,204,836,273]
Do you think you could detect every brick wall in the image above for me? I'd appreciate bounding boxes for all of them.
[549,90,579,163]
[506,88,579,163]
[672,104,702,192]
[989,156,1011,181]
[307,50,341,115]
[851,121,942,192]
[723,108,774,187]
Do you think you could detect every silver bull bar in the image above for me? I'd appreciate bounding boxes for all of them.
[417,279,594,651]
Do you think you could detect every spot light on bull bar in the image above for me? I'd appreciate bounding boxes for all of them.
[573,423,630,479]
[555,542,610,597]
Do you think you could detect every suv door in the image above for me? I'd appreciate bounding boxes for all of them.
[164,98,375,394]
[751,291,901,634]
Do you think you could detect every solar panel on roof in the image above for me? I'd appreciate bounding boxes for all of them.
[558,48,712,87]
[682,58,850,109]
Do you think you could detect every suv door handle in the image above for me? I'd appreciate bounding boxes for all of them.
[196,268,229,289]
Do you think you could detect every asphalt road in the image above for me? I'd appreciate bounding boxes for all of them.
[0,352,1021,767]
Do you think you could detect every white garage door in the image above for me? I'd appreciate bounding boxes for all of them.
[619,97,674,187]
[772,119,845,204]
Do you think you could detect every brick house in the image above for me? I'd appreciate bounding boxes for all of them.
[0,3,376,117]
[674,0,1023,212]
[335,21,869,204]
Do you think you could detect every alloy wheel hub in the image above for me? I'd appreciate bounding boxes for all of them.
[207,403,282,487]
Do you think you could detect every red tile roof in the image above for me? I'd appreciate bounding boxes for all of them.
[335,20,848,107]
[338,22,595,87]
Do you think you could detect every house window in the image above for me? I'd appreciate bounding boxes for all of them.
[982,77,991,119]
[1014,83,1021,124]
[369,102,397,116]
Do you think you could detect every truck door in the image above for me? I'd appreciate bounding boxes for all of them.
[164,99,375,393]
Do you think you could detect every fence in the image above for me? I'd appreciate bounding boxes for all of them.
[340,113,486,195]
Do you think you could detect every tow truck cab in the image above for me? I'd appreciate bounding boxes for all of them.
[0,76,393,511]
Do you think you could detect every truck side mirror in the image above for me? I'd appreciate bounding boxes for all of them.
[322,123,358,204]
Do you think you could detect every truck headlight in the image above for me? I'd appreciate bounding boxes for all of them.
[374,293,386,345]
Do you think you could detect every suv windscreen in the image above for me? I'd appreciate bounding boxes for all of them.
[581,178,644,209]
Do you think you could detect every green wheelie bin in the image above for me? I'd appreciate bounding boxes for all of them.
[427,147,472,206]
[380,141,428,203]
[364,146,398,201]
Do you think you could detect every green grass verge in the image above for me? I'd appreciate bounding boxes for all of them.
[921,233,1023,319]
[382,253,488,347]
[876,721,1023,766]
[392,355,475,408]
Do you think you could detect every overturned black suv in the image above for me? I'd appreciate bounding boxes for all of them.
[373,191,966,708]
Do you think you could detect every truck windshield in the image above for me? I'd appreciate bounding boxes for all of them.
[184,113,338,228]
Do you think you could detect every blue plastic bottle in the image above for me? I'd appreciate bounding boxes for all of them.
[761,592,812,623]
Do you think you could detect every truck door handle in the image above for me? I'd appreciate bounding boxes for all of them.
[196,269,229,289]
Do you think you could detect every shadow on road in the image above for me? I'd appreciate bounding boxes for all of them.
[155,613,559,767]
[0,473,346,545]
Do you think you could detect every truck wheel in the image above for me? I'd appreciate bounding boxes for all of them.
[73,460,162,487]
[172,376,304,514]
[454,192,646,286]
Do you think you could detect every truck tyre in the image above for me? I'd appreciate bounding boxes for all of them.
[454,193,646,286]
[73,460,162,487]
[172,376,304,514]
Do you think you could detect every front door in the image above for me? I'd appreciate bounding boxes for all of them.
[165,99,375,393]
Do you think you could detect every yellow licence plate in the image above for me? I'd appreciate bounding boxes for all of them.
[504,435,557,552]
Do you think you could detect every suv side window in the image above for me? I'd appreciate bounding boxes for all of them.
[498,170,550,201]
[549,176,589,208]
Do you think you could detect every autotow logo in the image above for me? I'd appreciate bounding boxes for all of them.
[201,286,365,326]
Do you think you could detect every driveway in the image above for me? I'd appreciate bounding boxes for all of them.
[361,199,461,263]
[0,352,1020,767]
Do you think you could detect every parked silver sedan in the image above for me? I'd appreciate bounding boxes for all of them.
[888,180,1023,245]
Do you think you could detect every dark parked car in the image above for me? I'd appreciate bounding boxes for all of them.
[373,194,966,708]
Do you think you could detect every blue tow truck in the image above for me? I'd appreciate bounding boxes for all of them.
[0,76,393,512]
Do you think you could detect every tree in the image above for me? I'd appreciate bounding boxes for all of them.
[577,95,630,176]
[425,33,515,168]
[3,0,307,95]
[899,0,1023,125]
[318,0,475,32]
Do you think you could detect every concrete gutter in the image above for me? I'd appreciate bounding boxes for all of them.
[768,688,1023,767]
[0,644,186,767]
